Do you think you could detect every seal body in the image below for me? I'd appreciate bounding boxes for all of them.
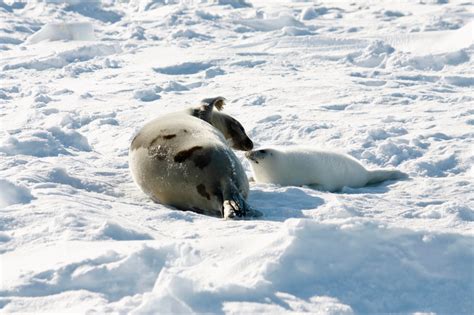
[130,97,258,218]
[246,147,407,192]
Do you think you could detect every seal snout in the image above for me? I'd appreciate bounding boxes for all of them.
[242,138,254,151]
[245,150,265,164]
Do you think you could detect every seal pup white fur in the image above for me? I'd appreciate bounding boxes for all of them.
[245,146,407,192]
[130,97,260,219]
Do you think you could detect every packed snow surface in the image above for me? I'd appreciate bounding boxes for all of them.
[0,0,473,314]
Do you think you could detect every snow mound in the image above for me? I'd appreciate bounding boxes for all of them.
[171,29,212,40]
[203,67,224,79]
[0,36,22,45]
[261,220,474,314]
[359,138,424,166]
[383,10,404,18]
[405,201,474,224]
[392,49,470,71]
[0,86,19,100]
[220,0,251,8]
[3,43,120,71]
[59,111,118,129]
[0,291,106,314]
[346,40,395,68]
[443,75,474,87]
[238,15,305,32]
[35,0,100,4]
[0,232,11,243]
[1,244,173,301]
[64,3,122,23]
[129,0,179,12]
[0,128,91,157]
[46,167,113,194]
[162,81,190,92]
[281,26,313,36]
[230,59,265,68]
[0,179,34,208]
[300,6,331,20]
[153,61,213,75]
[27,22,96,44]
[414,154,462,177]
[133,86,162,102]
[96,221,153,241]
[386,21,474,55]
[132,220,474,314]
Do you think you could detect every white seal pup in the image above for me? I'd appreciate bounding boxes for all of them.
[245,147,407,192]
[130,97,261,219]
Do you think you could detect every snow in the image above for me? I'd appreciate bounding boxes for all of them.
[0,0,473,314]
[0,179,34,208]
[27,22,96,44]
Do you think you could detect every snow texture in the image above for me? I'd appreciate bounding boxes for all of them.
[0,0,473,314]
[27,22,96,44]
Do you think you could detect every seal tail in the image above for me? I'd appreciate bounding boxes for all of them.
[367,169,408,185]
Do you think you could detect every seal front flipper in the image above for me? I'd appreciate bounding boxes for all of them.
[221,182,261,219]
[222,194,262,219]
[223,199,241,219]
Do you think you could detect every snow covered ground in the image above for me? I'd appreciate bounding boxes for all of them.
[0,0,473,313]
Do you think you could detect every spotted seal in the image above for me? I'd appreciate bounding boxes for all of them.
[130,97,260,218]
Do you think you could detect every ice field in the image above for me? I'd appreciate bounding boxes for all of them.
[0,0,473,313]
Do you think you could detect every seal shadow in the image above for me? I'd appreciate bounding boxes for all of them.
[248,186,325,221]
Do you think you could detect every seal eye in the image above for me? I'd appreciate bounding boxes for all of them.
[259,150,267,154]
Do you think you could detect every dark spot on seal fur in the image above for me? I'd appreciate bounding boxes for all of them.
[193,149,212,169]
[132,132,175,151]
[162,134,176,140]
[174,146,203,163]
[148,145,168,160]
[196,184,210,200]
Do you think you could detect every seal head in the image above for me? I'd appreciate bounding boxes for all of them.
[245,149,274,164]
[189,97,253,151]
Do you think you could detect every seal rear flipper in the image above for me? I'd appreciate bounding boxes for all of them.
[367,169,408,185]
[193,97,226,123]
